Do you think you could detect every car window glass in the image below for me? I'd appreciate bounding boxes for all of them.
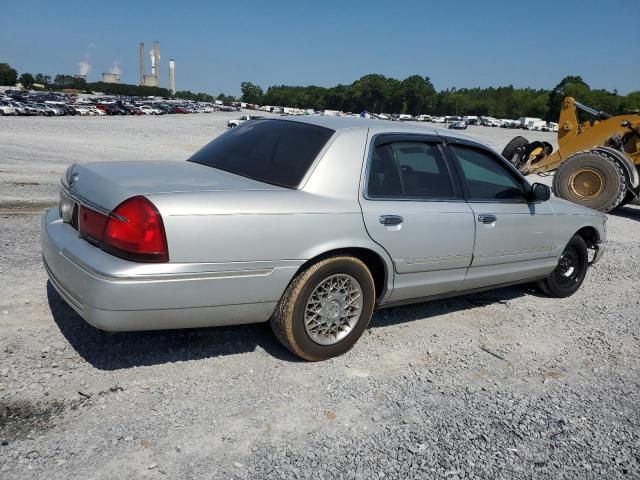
[452,145,525,201]
[390,142,453,198]
[188,120,334,189]
[367,141,454,199]
[367,144,402,197]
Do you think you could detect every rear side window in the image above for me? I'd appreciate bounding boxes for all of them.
[367,142,454,199]
[451,145,525,201]
[368,144,403,197]
[188,119,334,188]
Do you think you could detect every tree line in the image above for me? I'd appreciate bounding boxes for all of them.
[3,62,639,120]
[241,75,640,121]
[0,63,236,101]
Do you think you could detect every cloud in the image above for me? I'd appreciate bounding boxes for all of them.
[77,61,92,76]
[77,43,95,77]
[110,60,121,75]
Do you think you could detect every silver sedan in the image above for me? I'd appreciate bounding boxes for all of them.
[42,117,606,360]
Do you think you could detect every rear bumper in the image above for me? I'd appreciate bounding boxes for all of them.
[41,208,299,331]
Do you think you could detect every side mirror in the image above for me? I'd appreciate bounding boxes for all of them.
[529,182,551,202]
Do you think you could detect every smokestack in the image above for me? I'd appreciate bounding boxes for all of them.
[150,50,156,77]
[139,42,144,85]
[169,59,176,95]
[154,41,161,87]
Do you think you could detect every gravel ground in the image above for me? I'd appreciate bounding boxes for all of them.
[1,114,638,479]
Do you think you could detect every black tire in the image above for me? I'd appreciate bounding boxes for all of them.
[612,191,637,210]
[271,256,376,361]
[536,278,552,296]
[501,136,529,164]
[538,235,588,298]
[553,150,627,212]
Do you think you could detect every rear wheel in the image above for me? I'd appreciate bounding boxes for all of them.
[553,150,627,212]
[271,256,375,361]
[538,235,588,298]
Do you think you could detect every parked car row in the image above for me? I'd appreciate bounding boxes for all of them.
[0,90,221,117]
[345,112,557,132]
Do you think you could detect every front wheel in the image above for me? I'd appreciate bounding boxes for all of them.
[537,235,588,298]
[271,256,376,361]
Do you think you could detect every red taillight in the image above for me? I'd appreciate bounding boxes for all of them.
[79,206,108,244]
[78,196,168,263]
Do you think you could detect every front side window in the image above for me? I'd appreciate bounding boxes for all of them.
[367,141,454,199]
[451,145,525,201]
[188,119,334,188]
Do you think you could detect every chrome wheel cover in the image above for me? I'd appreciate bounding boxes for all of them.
[304,274,364,346]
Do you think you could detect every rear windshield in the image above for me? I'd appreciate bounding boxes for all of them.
[188,119,334,188]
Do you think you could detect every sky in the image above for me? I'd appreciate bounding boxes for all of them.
[2,0,638,96]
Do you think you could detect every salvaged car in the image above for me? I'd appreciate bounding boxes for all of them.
[42,117,607,360]
[227,114,263,128]
[448,121,467,130]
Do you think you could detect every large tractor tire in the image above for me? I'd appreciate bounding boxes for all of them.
[501,136,529,167]
[552,150,627,212]
[613,191,637,210]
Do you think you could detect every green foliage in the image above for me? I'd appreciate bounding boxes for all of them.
[547,76,590,120]
[18,72,35,89]
[174,90,219,102]
[240,81,264,104]
[623,92,640,113]
[0,63,18,86]
[34,73,51,86]
[216,93,236,104]
[244,74,636,121]
[87,82,170,97]
[53,74,88,90]
[401,75,437,116]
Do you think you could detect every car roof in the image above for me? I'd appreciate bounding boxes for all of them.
[268,115,483,145]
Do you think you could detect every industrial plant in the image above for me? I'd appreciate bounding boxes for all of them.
[139,41,160,88]
[136,41,175,93]
[101,73,120,84]
[73,40,175,92]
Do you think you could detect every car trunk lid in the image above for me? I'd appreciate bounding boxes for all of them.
[63,160,284,212]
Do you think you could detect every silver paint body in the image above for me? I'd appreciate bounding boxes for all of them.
[41,117,607,331]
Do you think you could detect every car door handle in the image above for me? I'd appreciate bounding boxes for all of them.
[379,215,404,226]
[477,214,497,224]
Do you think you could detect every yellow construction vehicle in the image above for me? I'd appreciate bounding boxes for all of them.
[502,97,640,212]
